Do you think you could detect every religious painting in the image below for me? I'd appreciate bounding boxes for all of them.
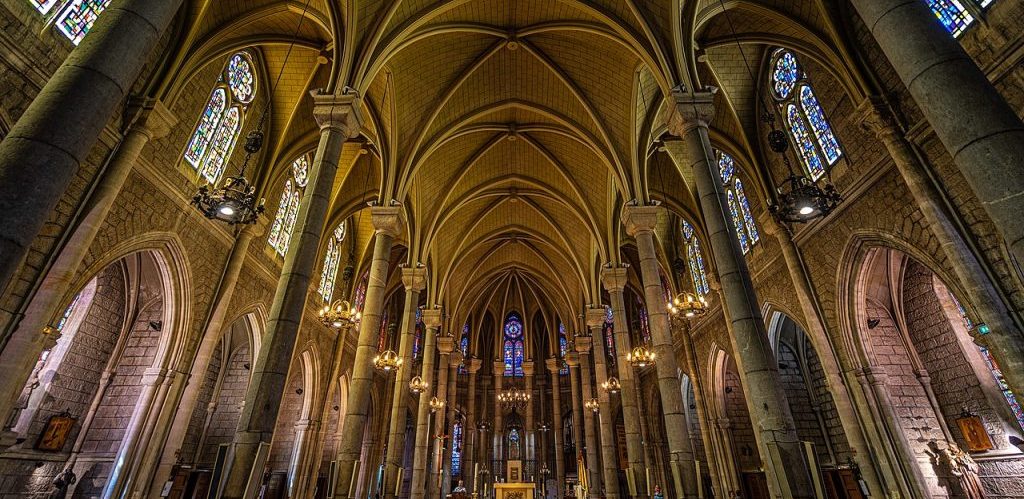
[956,415,994,452]
[36,413,76,451]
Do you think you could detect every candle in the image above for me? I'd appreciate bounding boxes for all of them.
[645,467,651,495]
[347,461,359,497]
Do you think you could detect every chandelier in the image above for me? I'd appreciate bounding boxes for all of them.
[764,112,840,224]
[476,420,492,431]
[191,132,265,225]
[373,349,402,373]
[318,299,360,329]
[668,292,708,319]
[584,398,600,413]
[498,385,531,409]
[626,345,656,368]
[601,377,621,394]
[429,396,446,413]
[409,375,429,395]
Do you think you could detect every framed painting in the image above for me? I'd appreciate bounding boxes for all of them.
[956,415,994,452]
[36,413,76,451]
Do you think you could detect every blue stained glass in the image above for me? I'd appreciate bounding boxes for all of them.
[682,221,694,240]
[735,179,760,244]
[926,0,975,37]
[504,340,514,376]
[772,50,799,99]
[800,86,843,165]
[787,104,826,180]
[268,183,291,251]
[603,307,616,363]
[279,188,300,255]
[292,155,309,187]
[508,428,521,460]
[727,190,749,254]
[718,150,735,184]
[503,312,524,376]
[354,269,369,312]
[317,223,345,301]
[505,314,523,338]
[185,89,226,167]
[377,311,390,351]
[55,294,81,332]
[559,323,568,375]
[458,330,469,374]
[227,54,256,104]
[638,298,651,343]
[451,421,464,476]
[55,0,112,45]
[201,106,241,183]
[688,240,710,298]
[413,308,423,359]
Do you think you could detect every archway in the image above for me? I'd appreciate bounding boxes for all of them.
[707,347,764,498]
[852,247,1024,497]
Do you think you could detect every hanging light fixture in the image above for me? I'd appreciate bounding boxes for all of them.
[191,130,265,224]
[668,292,708,319]
[318,299,360,329]
[626,345,656,368]
[767,127,841,223]
[429,396,446,413]
[601,377,621,394]
[409,375,429,395]
[373,349,402,372]
[498,381,531,409]
[584,398,600,413]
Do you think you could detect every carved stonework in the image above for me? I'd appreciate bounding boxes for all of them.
[666,88,717,137]
[401,265,427,291]
[125,97,177,140]
[585,306,605,328]
[621,204,663,237]
[371,206,406,238]
[311,90,364,138]
[856,96,900,140]
[573,335,592,353]
[600,266,628,292]
[421,307,442,328]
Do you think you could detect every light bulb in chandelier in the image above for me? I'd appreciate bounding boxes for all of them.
[409,375,429,395]
[601,376,622,394]
[584,398,600,413]
[429,396,446,413]
[372,349,402,372]
[191,130,265,225]
[626,345,656,368]
[318,299,360,329]
[765,127,841,224]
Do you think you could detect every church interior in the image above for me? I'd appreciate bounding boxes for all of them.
[1,1,1023,498]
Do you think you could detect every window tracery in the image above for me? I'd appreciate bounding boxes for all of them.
[317,222,346,302]
[769,49,842,181]
[603,307,616,364]
[267,154,310,256]
[184,52,256,184]
[716,151,760,254]
[503,312,524,377]
[682,221,710,298]
[559,322,568,375]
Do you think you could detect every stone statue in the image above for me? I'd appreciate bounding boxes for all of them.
[949,443,986,499]
[49,467,76,499]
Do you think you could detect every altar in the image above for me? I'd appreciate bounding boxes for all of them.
[492,482,536,499]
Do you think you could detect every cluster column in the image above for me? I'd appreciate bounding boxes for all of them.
[601,266,649,498]
[849,0,1024,266]
[521,361,536,459]
[622,205,698,498]
[441,354,461,493]
[223,93,362,498]
[574,336,602,497]
[585,307,621,498]
[410,308,441,499]
[464,358,482,491]
[668,90,814,498]
[383,266,427,498]
[492,361,505,464]
[545,358,566,497]
[429,336,456,493]
[334,205,406,498]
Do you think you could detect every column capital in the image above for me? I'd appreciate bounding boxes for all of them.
[545,357,561,372]
[371,205,406,237]
[125,97,177,140]
[573,336,593,353]
[565,352,580,367]
[466,358,483,373]
[437,336,456,354]
[621,204,664,237]
[449,352,464,367]
[600,265,628,292]
[422,307,442,328]
[493,360,506,373]
[856,95,901,140]
[311,90,363,138]
[585,306,607,328]
[401,265,428,291]
[666,88,717,137]
[521,361,535,375]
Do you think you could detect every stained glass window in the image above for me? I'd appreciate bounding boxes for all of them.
[413,308,424,359]
[603,306,616,364]
[317,221,346,302]
[926,0,975,36]
[451,420,464,476]
[55,293,81,332]
[735,180,760,244]
[184,52,256,184]
[268,155,311,256]
[508,428,521,460]
[949,292,1024,431]
[377,311,390,351]
[503,312,524,377]
[559,322,568,375]
[30,0,61,15]
[682,221,710,298]
[54,0,112,45]
[769,49,841,181]
[458,325,470,375]
[716,151,758,254]
[636,295,651,344]
[354,269,369,313]
[727,191,748,253]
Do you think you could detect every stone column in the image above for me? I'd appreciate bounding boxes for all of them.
[858,98,1024,396]
[334,205,406,499]
[477,374,492,483]
[585,307,621,498]
[382,266,426,497]
[428,336,455,494]
[410,308,441,499]
[574,336,602,497]
[546,358,566,497]
[850,0,1024,266]
[622,205,698,498]
[0,99,176,432]
[566,352,585,475]
[521,361,536,460]
[441,357,460,494]
[0,0,183,295]
[668,90,814,498]
[677,318,724,497]
[492,361,505,464]
[601,266,649,497]
[463,359,482,491]
[222,93,361,498]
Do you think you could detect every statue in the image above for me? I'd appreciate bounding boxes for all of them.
[949,443,986,499]
[49,467,76,499]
